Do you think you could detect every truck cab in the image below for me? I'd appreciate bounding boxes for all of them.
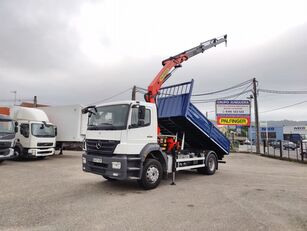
[10,107,56,159]
[0,115,16,163]
[83,101,158,179]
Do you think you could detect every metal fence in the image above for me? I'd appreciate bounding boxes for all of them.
[238,140,307,164]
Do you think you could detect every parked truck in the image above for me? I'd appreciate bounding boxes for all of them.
[0,114,16,163]
[82,35,230,189]
[0,107,56,159]
[40,105,88,153]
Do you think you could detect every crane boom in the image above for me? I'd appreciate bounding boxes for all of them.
[145,35,227,103]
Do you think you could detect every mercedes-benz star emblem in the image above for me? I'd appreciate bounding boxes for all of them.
[96,141,103,149]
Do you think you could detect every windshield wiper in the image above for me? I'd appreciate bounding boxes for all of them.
[88,123,119,130]
[98,123,117,130]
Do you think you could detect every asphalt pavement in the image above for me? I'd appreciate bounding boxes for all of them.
[0,151,307,231]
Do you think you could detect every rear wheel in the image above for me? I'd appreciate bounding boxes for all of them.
[138,159,162,190]
[197,151,217,175]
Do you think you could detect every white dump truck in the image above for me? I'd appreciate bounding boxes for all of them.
[81,36,230,189]
[3,107,56,159]
[40,105,88,153]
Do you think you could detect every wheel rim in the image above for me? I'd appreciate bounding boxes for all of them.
[146,165,159,183]
[208,157,215,172]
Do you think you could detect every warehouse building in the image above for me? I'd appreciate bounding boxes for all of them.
[249,125,307,142]
[283,126,307,140]
[249,126,284,142]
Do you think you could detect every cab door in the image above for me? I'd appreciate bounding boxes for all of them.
[17,123,31,148]
[126,105,156,149]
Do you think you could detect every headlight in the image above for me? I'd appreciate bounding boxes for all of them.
[112,162,121,169]
[82,157,86,164]
[29,149,37,155]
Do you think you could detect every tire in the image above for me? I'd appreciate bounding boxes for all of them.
[0,160,4,164]
[197,151,217,175]
[102,175,117,181]
[138,158,162,190]
[14,147,23,160]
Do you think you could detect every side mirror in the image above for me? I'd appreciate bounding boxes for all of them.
[82,106,97,115]
[20,124,29,138]
[138,106,146,120]
[55,127,57,136]
[15,126,18,133]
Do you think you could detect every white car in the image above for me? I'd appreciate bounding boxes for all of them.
[283,141,296,150]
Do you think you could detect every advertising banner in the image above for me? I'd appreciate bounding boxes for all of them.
[216,100,251,126]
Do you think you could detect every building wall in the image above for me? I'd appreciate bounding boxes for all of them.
[249,125,307,141]
[283,126,307,135]
[249,126,284,141]
[283,126,307,140]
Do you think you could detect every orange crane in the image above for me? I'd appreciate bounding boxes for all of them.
[145,35,227,103]
[144,35,227,152]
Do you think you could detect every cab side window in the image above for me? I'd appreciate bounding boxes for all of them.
[144,109,151,126]
[130,108,151,128]
[131,107,139,127]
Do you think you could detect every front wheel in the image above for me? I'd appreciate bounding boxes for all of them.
[138,159,162,190]
[197,151,217,175]
[14,147,23,160]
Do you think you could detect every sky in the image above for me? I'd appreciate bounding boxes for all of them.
[0,0,307,121]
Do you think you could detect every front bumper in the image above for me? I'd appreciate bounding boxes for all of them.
[28,148,55,157]
[82,153,141,180]
[0,148,15,160]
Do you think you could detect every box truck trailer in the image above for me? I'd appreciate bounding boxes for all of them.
[0,107,56,159]
[40,105,87,153]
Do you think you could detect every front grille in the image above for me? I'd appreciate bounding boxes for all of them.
[0,142,11,149]
[86,139,119,156]
[37,142,53,147]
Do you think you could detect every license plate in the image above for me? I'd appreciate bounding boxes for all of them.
[92,157,103,163]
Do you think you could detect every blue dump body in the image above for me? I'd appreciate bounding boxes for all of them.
[157,80,230,157]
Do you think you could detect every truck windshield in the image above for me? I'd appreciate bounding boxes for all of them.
[88,104,130,130]
[31,123,56,137]
[0,120,14,133]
